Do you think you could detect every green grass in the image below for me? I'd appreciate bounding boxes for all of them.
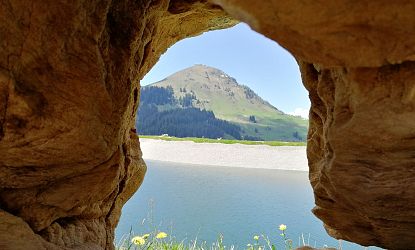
[117,232,233,250]
[115,225,335,250]
[116,225,299,250]
[139,135,306,146]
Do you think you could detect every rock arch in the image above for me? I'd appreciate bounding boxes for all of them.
[1,1,414,249]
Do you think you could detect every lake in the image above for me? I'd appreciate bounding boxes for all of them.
[116,160,381,249]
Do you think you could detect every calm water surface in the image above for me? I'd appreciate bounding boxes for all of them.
[116,160,380,250]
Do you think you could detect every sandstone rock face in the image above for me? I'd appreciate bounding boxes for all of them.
[0,0,414,249]
[213,0,415,67]
[300,62,415,249]
[0,0,234,249]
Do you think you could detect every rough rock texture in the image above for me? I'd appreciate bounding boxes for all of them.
[0,0,235,249]
[1,0,415,249]
[212,0,415,67]
[300,62,415,249]
[213,1,415,249]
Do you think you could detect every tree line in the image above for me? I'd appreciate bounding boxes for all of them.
[137,86,242,139]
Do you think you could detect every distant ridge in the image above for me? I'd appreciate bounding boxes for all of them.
[138,65,308,141]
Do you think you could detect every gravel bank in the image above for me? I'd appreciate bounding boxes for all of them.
[140,138,308,171]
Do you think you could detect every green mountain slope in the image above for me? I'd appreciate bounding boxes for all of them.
[144,64,308,141]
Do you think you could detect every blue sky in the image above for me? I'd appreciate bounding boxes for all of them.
[141,23,310,118]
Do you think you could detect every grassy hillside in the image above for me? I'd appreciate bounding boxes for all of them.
[148,64,308,141]
[137,86,243,140]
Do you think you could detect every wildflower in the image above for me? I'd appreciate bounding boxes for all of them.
[247,244,252,247]
[131,236,146,245]
[156,232,168,239]
[142,233,150,239]
[253,235,259,241]
[279,224,287,231]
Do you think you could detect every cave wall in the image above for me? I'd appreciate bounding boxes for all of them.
[1,0,414,249]
[299,61,415,249]
[0,0,235,249]
[213,1,415,249]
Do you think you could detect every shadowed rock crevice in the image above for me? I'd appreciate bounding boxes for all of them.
[1,0,415,249]
[0,70,11,141]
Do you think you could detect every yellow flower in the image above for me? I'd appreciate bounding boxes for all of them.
[142,233,150,239]
[253,235,259,241]
[279,224,287,231]
[156,232,168,239]
[131,236,146,245]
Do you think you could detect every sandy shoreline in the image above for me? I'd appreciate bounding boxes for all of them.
[139,138,308,171]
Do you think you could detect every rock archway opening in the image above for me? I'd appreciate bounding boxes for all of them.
[116,23,317,247]
[137,23,309,142]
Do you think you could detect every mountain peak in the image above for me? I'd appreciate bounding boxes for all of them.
[150,64,285,117]
[142,65,308,141]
